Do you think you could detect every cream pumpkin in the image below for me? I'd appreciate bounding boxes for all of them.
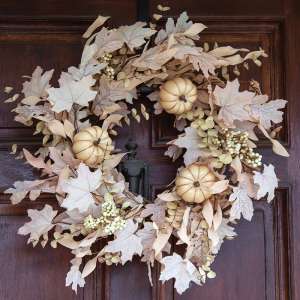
[159,77,197,115]
[175,164,216,203]
[72,126,113,166]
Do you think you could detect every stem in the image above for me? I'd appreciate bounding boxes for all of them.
[72,104,80,133]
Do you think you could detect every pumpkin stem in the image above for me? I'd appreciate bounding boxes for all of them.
[193,181,200,187]
[179,95,187,102]
[94,139,101,146]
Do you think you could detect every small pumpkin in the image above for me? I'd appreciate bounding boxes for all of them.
[159,77,197,115]
[175,164,216,203]
[72,126,113,166]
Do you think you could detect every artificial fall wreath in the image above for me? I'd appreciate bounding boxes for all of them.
[3,6,289,295]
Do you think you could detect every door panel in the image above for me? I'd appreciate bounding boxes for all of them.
[0,1,298,299]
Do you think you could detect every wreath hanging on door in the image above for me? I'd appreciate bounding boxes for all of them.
[4,6,288,294]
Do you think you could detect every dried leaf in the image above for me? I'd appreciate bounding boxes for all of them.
[83,15,110,38]
[229,182,254,221]
[47,74,97,112]
[159,253,200,294]
[105,220,143,264]
[214,79,254,127]
[47,119,66,138]
[66,265,85,293]
[253,164,278,202]
[22,66,54,98]
[62,163,102,212]
[118,22,156,51]
[18,204,57,245]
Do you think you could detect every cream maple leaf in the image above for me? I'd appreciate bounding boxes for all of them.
[214,79,254,127]
[208,219,237,254]
[62,163,102,213]
[136,222,156,263]
[155,12,206,45]
[173,126,210,165]
[249,95,287,130]
[118,22,156,51]
[94,27,125,57]
[22,66,54,98]
[253,164,278,202]
[229,182,254,221]
[132,45,177,70]
[47,74,97,113]
[18,204,57,245]
[159,253,200,294]
[66,265,85,293]
[174,45,217,77]
[104,219,143,264]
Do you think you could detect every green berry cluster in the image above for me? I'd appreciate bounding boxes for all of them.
[100,52,115,79]
[220,128,262,168]
[83,193,126,235]
[104,252,121,265]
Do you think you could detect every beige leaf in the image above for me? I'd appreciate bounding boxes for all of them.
[157,191,181,202]
[214,79,254,127]
[21,96,41,105]
[152,225,172,257]
[23,148,52,174]
[213,203,222,230]
[132,45,177,70]
[202,200,214,228]
[102,114,123,131]
[118,22,156,51]
[22,66,54,98]
[258,125,289,157]
[83,15,110,38]
[64,120,75,140]
[210,180,229,194]
[82,255,99,278]
[48,119,66,138]
[62,163,102,213]
[184,23,207,36]
[47,74,97,113]
[105,220,143,264]
[177,207,191,245]
[102,153,126,170]
[18,204,57,245]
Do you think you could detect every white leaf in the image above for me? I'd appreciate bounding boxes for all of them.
[65,265,85,293]
[250,97,287,130]
[105,220,143,264]
[62,163,102,212]
[229,182,254,221]
[47,74,97,113]
[214,79,254,127]
[22,66,54,98]
[208,219,236,254]
[118,22,156,51]
[159,253,200,294]
[173,127,210,165]
[253,164,278,202]
[18,204,57,244]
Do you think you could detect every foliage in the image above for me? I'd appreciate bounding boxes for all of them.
[4,7,287,295]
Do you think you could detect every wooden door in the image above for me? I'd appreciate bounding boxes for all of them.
[0,1,299,299]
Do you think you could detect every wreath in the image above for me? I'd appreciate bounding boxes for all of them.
[4,6,288,295]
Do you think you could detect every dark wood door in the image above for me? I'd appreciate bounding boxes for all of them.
[0,1,299,299]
